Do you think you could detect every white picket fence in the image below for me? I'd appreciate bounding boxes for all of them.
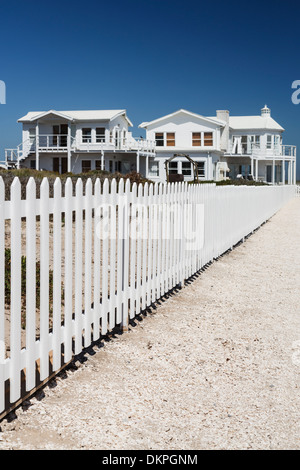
[0,177,296,416]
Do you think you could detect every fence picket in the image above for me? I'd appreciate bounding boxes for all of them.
[101,179,109,335]
[10,178,22,402]
[39,178,50,381]
[74,179,83,355]
[52,178,62,371]
[93,178,101,341]
[84,179,92,347]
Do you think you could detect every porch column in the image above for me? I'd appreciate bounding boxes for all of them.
[136,150,140,173]
[35,121,39,170]
[67,122,71,173]
[282,160,285,185]
[255,159,258,181]
[101,151,104,171]
[251,157,254,177]
[146,155,149,178]
[287,161,291,184]
[294,160,297,185]
[272,160,275,184]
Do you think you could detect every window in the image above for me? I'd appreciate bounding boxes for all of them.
[149,161,159,177]
[168,161,178,174]
[109,160,113,172]
[182,162,192,176]
[204,132,213,147]
[155,133,164,146]
[166,132,175,146]
[30,160,36,169]
[197,162,205,177]
[96,128,105,143]
[241,136,248,154]
[267,135,272,149]
[82,160,91,173]
[29,128,35,145]
[192,132,202,146]
[274,135,280,150]
[95,160,102,170]
[82,128,92,143]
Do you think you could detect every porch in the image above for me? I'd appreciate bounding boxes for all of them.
[224,155,296,184]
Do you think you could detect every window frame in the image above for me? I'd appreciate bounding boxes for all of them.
[197,161,205,177]
[181,161,192,176]
[204,132,214,147]
[155,132,164,147]
[166,132,175,147]
[82,128,92,144]
[192,132,202,147]
[96,127,106,143]
[81,160,91,173]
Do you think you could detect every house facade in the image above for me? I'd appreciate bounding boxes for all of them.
[139,106,297,184]
[5,109,155,175]
[3,105,296,184]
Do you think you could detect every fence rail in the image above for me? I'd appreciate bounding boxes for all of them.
[0,178,296,417]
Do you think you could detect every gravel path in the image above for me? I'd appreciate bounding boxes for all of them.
[1,197,300,450]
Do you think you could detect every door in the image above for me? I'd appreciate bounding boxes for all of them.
[61,157,68,174]
[60,124,68,147]
[53,125,59,146]
[53,157,59,173]
[266,165,272,183]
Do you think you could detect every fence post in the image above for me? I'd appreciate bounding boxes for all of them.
[121,179,130,332]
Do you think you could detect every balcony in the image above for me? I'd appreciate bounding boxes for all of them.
[4,134,156,168]
[226,143,296,160]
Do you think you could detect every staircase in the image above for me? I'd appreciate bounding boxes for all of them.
[4,138,33,169]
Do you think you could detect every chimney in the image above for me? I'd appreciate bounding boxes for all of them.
[216,110,230,152]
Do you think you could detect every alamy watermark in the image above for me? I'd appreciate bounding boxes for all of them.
[291,80,300,104]
[95,201,205,251]
[0,80,6,104]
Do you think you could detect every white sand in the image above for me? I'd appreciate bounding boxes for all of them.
[0,197,300,450]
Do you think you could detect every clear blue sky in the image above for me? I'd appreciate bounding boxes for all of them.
[0,0,300,177]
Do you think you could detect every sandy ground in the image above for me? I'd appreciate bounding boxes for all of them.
[0,197,300,450]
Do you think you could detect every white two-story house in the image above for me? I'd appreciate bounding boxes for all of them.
[139,106,297,184]
[5,109,155,174]
[139,109,225,182]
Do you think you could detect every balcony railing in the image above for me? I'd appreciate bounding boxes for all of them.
[227,143,296,159]
[5,135,156,168]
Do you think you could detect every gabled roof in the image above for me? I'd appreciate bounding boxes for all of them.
[18,109,133,126]
[139,109,225,129]
[228,115,284,131]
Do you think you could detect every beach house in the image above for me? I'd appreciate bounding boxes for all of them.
[4,109,155,174]
[139,106,297,184]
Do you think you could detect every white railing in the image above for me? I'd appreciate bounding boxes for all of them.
[6,135,156,165]
[227,142,296,159]
[0,178,295,418]
[78,136,156,154]
[28,135,77,152]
